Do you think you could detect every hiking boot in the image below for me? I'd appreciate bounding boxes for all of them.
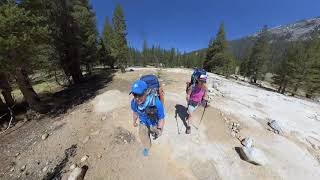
[143,148,149,157]
[186,126,191,134]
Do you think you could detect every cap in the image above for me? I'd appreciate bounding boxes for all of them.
[129,80,148,95]
[199,74,207,82]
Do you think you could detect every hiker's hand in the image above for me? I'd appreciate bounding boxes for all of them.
[133,121,138,127]
[152,128,162,139]
[202,99,208,107]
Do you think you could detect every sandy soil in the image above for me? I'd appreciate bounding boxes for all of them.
[0,68,319,180]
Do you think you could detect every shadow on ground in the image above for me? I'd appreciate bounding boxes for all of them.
[43,68,115,117]
[43,144,78,180]
[175,104,189,129]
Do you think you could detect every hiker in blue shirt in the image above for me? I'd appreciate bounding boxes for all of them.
[130,80,165,156]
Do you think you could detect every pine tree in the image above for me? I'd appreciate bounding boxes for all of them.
[102,17,116,68]
[203,23,233,76]
[305,35,320,97]
[272,51,290,94]
[0,2,49,111]
[72,0,98,75]
[247,25,270,83]
[142,40,148,67]
[97,37,107,67]
[112,4,128,73]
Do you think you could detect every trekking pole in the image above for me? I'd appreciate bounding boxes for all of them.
[175,112,181,134]
[196,101,207,130]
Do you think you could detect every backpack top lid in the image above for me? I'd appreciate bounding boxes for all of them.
[140,75,160,89]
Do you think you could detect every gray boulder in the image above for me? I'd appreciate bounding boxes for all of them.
[268,120,283,135]
[239,147,268,166]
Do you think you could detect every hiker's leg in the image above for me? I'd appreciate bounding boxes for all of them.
[187,105,197,126]
[139,124,151,149]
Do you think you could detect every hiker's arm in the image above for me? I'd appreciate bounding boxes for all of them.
[157,100,165,130]
[131,99,139,127]
[186,88,192,101]
[203,90,208,101]
[132,112,139,127]
[158,119,165,129]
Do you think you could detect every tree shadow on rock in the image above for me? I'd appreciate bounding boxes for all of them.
[44,68,115,117]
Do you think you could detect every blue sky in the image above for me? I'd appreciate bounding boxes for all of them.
[91,0,320,52]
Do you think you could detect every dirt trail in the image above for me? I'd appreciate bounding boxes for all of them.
[0,68,319,180]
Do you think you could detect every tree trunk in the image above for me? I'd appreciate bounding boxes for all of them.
[15,68,42,112]
[0,96,7,113]
[281,81,287,94]
[0,72,14,106]
[85,63,92,75]
[277,86,282,93]
[292,84,299,96]
[120,64,126,73]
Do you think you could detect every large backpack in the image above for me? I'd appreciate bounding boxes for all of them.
[186,69,206,93]
[134,75,164,122]
[140,75,165,105]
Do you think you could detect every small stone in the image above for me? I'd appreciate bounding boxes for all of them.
[15,153,20,157]
[70,164,77,170]
[42,133,49,140]
[10,167,14,172]
[82,136,90,144]
[90,130,100,136]
[25,171,29,176]
[98,154,102,159]
[101,115,107,121]
[80,155,89,162]
[231,131,236,137]
[68,166,87,180]
[46,162,49,166]
[42,166,48,172]
[20,165,26,172]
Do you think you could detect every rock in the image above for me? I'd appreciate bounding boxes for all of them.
[70,164,77,170]
[82,136,90,144]
[10,167,14,172]
[15,153,20,157]
[98,154,102,159]
[42,133,49,140]
[80,155,89,163]
[231,131,236,137]
[90,130,100,136]
[67,166,88,180]
[42,166,48,172]
[101,115,107,121]
[239,147,268,166]
[20,165,26,172]
[268,120,283,135]
[241,137,253,148]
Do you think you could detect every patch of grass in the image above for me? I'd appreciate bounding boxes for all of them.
[12,80,62,102]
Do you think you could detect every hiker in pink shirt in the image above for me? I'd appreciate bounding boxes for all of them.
[186,74,208,134]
